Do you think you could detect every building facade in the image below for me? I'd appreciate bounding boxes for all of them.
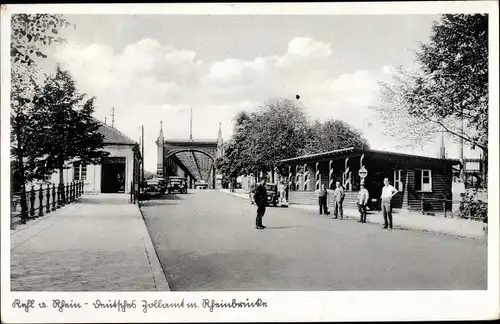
[49,122,141,194]
[280,147,460,212]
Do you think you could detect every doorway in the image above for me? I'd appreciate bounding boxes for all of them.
[101,157,126,193]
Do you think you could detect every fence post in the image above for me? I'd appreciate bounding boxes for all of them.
[29,185,35,218]
[58,183,63,207]
[78,181,81,197]
[52,184,56,211]
[80,180,84,196]
[71,182,75,202]
[65,184,69,203]
[421,199,424,215]
[38,185,44,217]
[46,185,51,214]
[443,199,447,218]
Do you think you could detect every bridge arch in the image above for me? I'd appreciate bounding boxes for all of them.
[164,148,217,188]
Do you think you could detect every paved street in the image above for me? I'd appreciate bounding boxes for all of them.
[11,194,168,291]
[141,190,487,291]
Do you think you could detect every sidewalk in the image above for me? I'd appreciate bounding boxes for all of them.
[10,194,170,291]
[220,189,487,240]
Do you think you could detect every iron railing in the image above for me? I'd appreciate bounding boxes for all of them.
[11,180,85,228]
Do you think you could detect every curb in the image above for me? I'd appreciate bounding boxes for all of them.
[135,204,171,291]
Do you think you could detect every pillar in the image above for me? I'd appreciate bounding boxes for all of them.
[343,157,352,191]
[295,165,301,191]
[303,163,309,191]
[329,160,334,190]
[315,162,320,190]
[156,122,164,177]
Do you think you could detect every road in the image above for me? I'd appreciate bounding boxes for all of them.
[141,190,487,291]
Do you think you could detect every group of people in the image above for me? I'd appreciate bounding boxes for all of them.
[314,177,399,229]
[251,177,398,230]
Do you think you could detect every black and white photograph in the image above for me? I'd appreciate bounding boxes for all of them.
[1,2,499,323]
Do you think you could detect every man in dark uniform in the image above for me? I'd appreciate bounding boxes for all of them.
[254,178,268,230]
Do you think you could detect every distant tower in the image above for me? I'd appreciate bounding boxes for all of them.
[156,121,164,177]
[189,107,193,140]
[111,107,115,128]
[439,131,446,159]
[217,122,224,158]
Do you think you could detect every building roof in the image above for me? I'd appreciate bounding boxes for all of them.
[95,120,137,146]
[280,147,461,164]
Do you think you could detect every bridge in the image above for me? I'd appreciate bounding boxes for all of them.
[155,119,224,189]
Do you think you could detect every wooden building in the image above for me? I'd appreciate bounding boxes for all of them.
[280,147,460,212]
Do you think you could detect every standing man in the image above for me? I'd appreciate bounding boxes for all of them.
[357,183,370,223]
[332,181,345,219]
[315,184,329,215]
[254,178,268,230]
[381,177,398,229]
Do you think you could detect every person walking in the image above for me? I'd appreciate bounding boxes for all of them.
[254,178,268,230]
[332,181,345,219]
[315,184,329,215]
[381,177,398,229]
[357,183,370,223]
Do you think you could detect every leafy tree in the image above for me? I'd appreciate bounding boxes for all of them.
[10,14,72,222]
[305,119,370,154]
[32,66,109,199]
[373,14,488,154]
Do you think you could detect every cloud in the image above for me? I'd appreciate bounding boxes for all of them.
[165,49,199,65]
[50,36,407,171]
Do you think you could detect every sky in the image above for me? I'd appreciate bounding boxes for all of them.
[39,14,481,172]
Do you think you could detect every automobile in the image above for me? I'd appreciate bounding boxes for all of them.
[167,176,188,194]
[195,180,208,190]
[144,178,165,197]
[250,183,279,207]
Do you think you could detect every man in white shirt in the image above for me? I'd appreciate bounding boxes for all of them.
[315,184,329,215]
[357,183,370,223]
[332,181,345,219]
[380,177,399,229]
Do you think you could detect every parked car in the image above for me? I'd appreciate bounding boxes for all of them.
[250,183,279,207]
[145,178,165,197]
[167,176,188,194]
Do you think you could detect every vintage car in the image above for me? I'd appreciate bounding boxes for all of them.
[250,183,279,207]
[144,178,166,197]
[167,176,188,194]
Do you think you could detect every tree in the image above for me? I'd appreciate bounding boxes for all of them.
[32,66,109,200]
[305,119,370,154]
[373,14,488,154]
[10,14,72,222]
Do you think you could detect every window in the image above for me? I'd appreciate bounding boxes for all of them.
[394,170,403,191]
[414,169,432,192]
[73,162,87,181]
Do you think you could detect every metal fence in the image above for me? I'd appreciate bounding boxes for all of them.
[11,180,85,228]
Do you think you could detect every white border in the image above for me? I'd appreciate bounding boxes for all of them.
[1,2,499,323]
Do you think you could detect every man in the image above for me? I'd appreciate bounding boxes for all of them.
[278,181,285,204]
[332,181,345,219]
[381,177,398,229]
[315,184,329,215]
[254,178,268,230]
[357,183,370,223]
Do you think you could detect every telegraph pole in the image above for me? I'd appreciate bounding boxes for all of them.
[189,106,193,140]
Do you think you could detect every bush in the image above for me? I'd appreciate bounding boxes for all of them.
[459,189,488,223]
